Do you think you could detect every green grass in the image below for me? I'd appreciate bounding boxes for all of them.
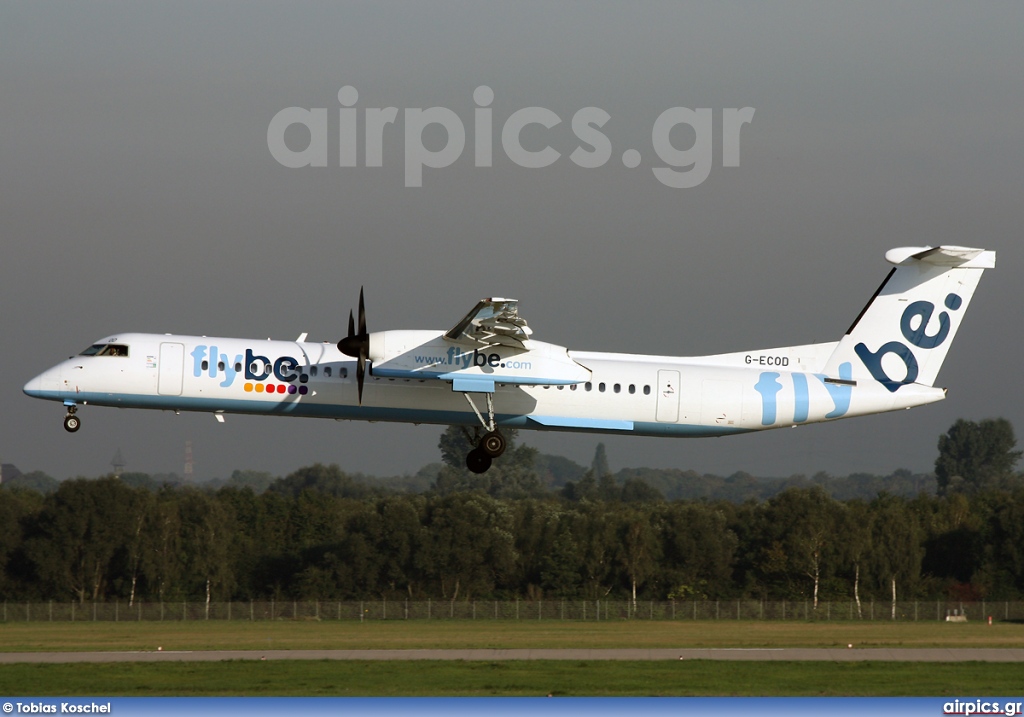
[1,621,1021,696]
[0,660,1022,696]
[1,619,1021,651]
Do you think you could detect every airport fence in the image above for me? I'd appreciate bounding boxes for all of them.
[1,599,1021,623]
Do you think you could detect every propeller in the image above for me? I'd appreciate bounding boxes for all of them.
[338,287,369,404]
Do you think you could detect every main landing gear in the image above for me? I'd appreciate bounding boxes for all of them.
[461,392,507,474]
[63,404,81,433]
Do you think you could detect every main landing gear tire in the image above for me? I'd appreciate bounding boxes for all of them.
[63,414,81,433]
[466,447,492,474]
[480,430,507,458]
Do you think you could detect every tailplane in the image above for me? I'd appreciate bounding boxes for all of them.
[822,246,995,392]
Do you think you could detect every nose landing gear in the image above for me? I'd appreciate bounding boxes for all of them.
[63,405,81,433]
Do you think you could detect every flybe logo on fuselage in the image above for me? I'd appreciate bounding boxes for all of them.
[189,345,311,395]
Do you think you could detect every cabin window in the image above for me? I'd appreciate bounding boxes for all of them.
[585,382,592,391]
[310,366,318,377]
[218,361,225,371]
[599,382,606,392]
[340,367,348,378]
[557,385,564,390]
[643,385,651,395]
[324,366,332,377]
[628,384,636,394]
[80,343,129,357]
[570,384,577,391]
[235,362,242,372]
[201,360,209,371]
[614,383,621,393]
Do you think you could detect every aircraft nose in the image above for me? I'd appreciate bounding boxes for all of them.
[23,368,60,399]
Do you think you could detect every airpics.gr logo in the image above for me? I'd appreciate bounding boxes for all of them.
[189,346,311,395]
[855,293,962,393]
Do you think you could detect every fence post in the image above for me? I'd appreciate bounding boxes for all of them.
[428,599,431,620]
[360,601,364,622]
[516,598,519,620]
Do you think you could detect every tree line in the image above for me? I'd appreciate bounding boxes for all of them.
[0,418,1021,610]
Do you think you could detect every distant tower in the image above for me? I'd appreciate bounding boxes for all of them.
[111,449,125,478]
[184,440,194,482]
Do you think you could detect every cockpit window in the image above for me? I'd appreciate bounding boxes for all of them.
[80,343,129,357]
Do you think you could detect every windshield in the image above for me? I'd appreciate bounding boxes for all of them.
[79,343,129,357]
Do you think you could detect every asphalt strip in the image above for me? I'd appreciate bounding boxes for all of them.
[2,648,1024,663]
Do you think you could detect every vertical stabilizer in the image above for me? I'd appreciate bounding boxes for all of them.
[822,246,995,391]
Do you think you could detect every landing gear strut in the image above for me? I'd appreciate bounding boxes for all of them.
[460,392,507,473]
[63,405,80,433]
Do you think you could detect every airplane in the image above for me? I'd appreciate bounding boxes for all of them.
[24,245,994,474]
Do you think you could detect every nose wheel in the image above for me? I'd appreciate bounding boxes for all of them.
[63,406,81,433]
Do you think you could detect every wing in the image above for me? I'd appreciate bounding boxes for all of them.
[443,298,533,350]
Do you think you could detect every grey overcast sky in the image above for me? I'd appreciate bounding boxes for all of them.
[2,2,1022,480]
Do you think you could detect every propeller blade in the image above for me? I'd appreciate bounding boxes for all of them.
[358,287,367,336]
[356,352,365,404]
[337,288,369,404]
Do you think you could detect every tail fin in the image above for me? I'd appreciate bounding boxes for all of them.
[823,246,995,392]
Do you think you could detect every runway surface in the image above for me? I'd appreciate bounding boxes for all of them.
[2,648,1024,663]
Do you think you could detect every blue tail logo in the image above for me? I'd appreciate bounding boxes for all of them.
[855,293,962,392]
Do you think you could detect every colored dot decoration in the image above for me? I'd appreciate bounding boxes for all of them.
[244,383,308,395]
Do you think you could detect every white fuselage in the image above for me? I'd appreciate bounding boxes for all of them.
[23,331,946,438]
